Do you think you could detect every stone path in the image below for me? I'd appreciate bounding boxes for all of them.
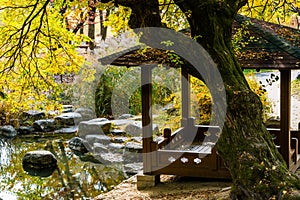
[94,175,231,200]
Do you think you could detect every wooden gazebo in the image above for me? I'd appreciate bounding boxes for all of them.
[236,14,300,172]
[99,14,300,186]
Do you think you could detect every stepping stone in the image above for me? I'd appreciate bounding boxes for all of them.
[54,126,78,134]
[78,120,112,137]
[55,112,82,126]
[93,143,109,154]
[75,108,96,121]
[33,119,55,132]
[125,121,159,137]
[85,134,111,145]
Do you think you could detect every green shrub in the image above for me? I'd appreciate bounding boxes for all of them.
[95,67,129,117]
[95,66,175,117]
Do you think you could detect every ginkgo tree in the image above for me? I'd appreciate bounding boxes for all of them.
[0,0,88,121]
[0,0,130,122]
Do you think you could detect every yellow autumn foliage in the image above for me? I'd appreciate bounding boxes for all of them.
[239,0,300,24]
[0,0,86,122]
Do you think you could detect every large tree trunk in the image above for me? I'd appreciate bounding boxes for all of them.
[102,0,300,198]
[174,1,300,199]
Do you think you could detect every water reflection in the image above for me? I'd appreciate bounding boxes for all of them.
[0,191,18,200]
[0,139,12,166]
[0,136,126,199]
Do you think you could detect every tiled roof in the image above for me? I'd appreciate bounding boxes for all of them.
[235,14,300,69]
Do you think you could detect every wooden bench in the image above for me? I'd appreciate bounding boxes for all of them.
[144,118,230,179]
[267,128,300,167]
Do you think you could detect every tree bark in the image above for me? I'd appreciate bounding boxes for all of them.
[88,0,97,50]
[101,0,162,28]
[116,0,162,28]
[99,9,110,40]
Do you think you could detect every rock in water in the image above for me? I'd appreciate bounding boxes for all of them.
[0,125,17,138]
[22,110,46,121]
[68,137,91,155]
[17,126,34,135]
[33,119,56,132]
[22,150,57,177]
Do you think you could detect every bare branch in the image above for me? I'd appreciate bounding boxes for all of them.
[291,4,300,15]
[0,4,35,10]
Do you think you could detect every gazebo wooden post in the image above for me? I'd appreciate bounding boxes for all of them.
[181,68,198,143]
[141,66,153,174]
[137,65,160,189]
[280,69,291,166]
[181,67,190,127]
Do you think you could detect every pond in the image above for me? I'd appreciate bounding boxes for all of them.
[0,134,127,200]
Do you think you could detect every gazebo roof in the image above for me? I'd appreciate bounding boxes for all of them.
[99,15,300,70]
[100,45,176,67]
[235,15,300,69]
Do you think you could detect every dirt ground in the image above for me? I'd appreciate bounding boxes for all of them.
[94,175,232,200]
